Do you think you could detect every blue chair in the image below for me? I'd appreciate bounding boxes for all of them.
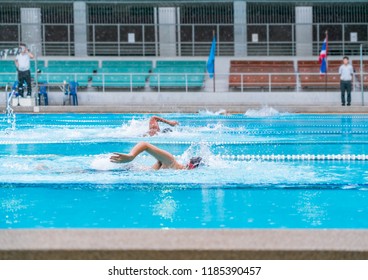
[65,81,78,106]
[38,83,48,106]
[10,81,19,97]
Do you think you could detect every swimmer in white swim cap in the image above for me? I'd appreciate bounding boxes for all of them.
[144,116,179,136]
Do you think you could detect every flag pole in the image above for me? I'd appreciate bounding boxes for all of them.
[212,30,216,93]
[324,30,328,92]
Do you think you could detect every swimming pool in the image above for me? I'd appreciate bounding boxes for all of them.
[1,111,368,229]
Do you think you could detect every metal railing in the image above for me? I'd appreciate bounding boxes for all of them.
[228,72,368,92]
[1,71,366,94]
[1,22,367,57]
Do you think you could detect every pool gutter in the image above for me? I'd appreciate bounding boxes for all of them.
[1,229,368,259]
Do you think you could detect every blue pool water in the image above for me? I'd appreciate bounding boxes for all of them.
[1,110,368,229]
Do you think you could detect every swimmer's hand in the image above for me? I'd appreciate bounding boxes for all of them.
[110,152,134,163]
[170,121,179,126]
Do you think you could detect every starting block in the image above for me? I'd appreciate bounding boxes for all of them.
[11,97,35,107]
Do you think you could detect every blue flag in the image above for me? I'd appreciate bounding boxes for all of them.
[319,35,328,74]
[207,37,216,78]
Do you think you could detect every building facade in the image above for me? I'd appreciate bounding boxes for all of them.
[0,0,367,56]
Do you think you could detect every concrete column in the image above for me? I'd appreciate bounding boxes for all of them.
[21,8,42,56]
[295,6,313,56]
[233,0,247,56]
[158,7,176,57]
[73,1,88,56]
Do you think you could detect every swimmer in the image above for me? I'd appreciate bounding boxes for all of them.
[145,116,179,136]
[110,141,202,170]
[35,164,49,171]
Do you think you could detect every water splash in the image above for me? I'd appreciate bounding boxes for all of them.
[0,117,251,143]
[5,108,16,134]
[90,154,118,171]
[245,106,280,117]
[198,109,228,115]
[4,86,16,134]
[118,118,149,137]
[178,142,227,168]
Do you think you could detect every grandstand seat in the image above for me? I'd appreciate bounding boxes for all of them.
[229,60,296,90]
[352,60,368,73]
[229,74,268,88]
[0,61,17,88]
[92,74,147,88]
[31,60,45,72]
[149,61,206,89]
[48,60,98,69]
[230,60,292,66]
[92,60,152,89]
[102,60,152,68]
[39,73,76,85]
[0,60,16,72]
[299,73,340,89]
[0,61,45,87]
[156,61,206,67]
[40,60,98,87]
[271,74,297,88]
[298,60,342,89]
[0,73,17,88]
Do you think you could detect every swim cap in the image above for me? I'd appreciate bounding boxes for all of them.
[162,128,173,133]
[187,157,202,170]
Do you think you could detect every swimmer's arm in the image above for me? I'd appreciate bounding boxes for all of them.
[152,161,162,170]
[141,142,178,166]
[110,142,177,167]
[110,152,134,163]
[152,116,179,126]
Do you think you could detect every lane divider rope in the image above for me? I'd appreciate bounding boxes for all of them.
[3,154,368,162]
[214,154,368,161]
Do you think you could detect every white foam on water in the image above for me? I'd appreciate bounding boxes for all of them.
[178,142,228,169]
[90,155,118,171]
[115,118,149,137]
[0,118,151,142]
[198,109,228,115]
[2,162,33,172]
[1,115,258,144]
[245,106,280,117]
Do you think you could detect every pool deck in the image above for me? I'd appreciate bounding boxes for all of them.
[1,229,368,259]
[3,105,368,114]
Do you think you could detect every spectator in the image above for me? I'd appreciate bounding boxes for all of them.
[339,56,354,106]
[15,43,34,97]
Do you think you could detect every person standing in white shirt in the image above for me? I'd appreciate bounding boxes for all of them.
[338,56,354,106]
[15,43,34,97]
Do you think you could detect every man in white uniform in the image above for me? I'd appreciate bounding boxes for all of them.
[15,43,34,97]
[338,56,354,106]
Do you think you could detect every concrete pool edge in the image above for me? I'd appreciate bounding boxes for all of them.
[1,229,368,259]
[3,105,368,114]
